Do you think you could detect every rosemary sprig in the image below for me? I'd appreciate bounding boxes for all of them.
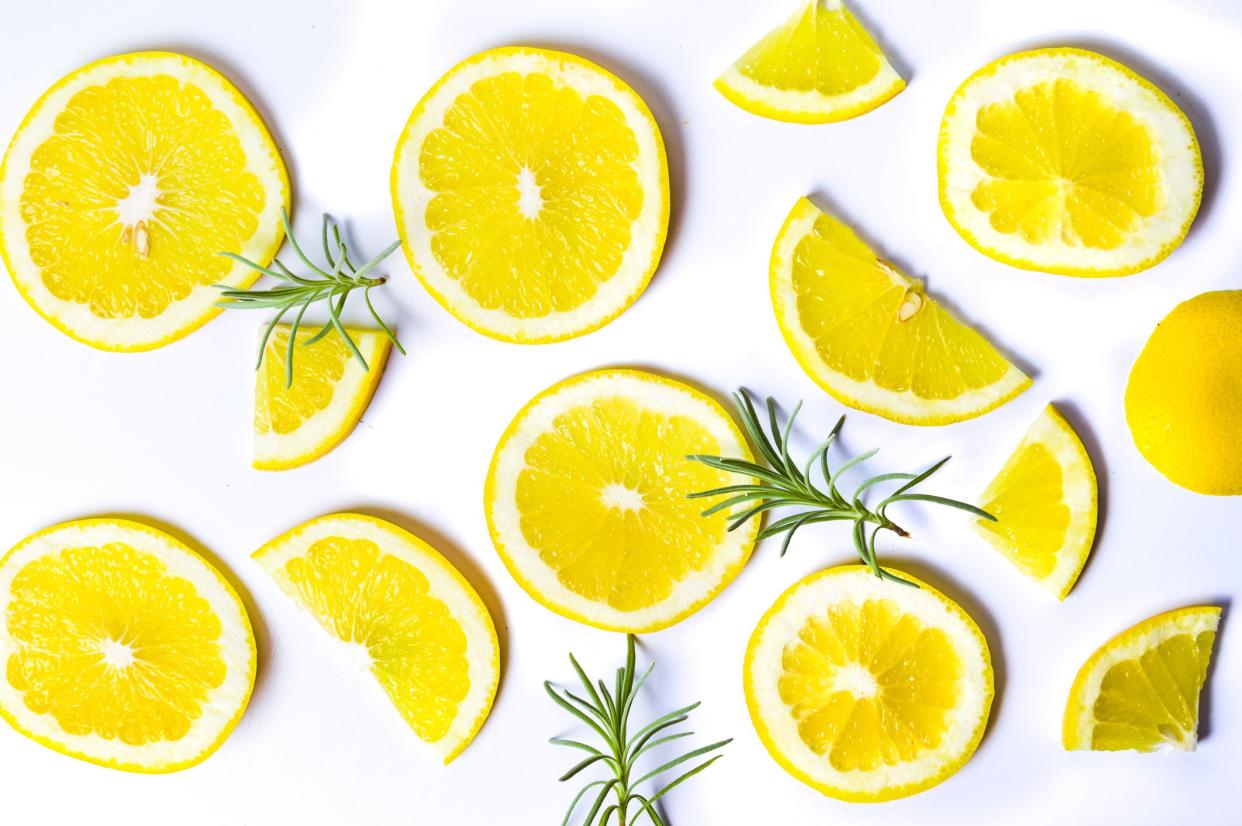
[546,634,730,826]
[688,390,994,588]
[216,208,405,387]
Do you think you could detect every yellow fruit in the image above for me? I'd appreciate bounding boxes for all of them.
[939,48,1201,276]
[975,404,1097,598]
[485,368,757,632]
[745,565,993,802]
[391,47,668,342]
[1125,290,1242,495]
[770,197,1030,425]
[0,518,255,772]
[0,52,289,350]
[252,513,498,763]
[1063,606,1220,751]
[715,0,904,123]
[253,325,392,471]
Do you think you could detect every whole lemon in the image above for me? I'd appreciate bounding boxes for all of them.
[1125,290,1242,495]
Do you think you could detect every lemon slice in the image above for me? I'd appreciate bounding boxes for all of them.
[770,197,1030,424]
[253,325,392,471]
[0,518,255,772]
[1064,606,1221,752]
[938,48,1202,276]
[392,47,668,342]
[745,565,993,802]
[0,51,289,350]
[485,368,757,632]
[715,0,904,123]
[974,404,1097,599]
[253,513,499,763]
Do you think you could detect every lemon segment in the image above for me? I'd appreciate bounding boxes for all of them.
[770,197,1030,424]
[715,0,904,123]
[253,325,392,471]
[745,565,993,802]
[974,405,1097,599]
[392,47,668,342]
[1064,606,1221,752]
[253,513,499,763]
[0,518,255,772]
[485,369,758,632]
[0,51,289,350]
[938,48,1201,276]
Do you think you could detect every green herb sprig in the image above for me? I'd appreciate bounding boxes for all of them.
[217,209,404,386]
[546,634,729,826]
[688,390,994,587]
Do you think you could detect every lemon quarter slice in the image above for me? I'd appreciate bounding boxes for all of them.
[485,368,757,632]
[1064,606,1221,751]
[253,513,499,763]
[392,47,668,342]
[745,565,993,802]
[939,48,1202,276]
[1,52,289,350]
[715,0,904,123]
[0,518,255,772]
[771,197,1030,424]
[974,404,1097,598]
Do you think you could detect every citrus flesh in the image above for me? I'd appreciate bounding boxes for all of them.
[770,197,1030,424]
[938,48,1201,276]
[392,47,668,342]
[1064,606,1220,751]
[485,368,758,632]
[745,565,993,802]
[0,518,255,772]
[0,51,289,349]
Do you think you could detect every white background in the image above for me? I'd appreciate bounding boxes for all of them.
[1,0,1240,823]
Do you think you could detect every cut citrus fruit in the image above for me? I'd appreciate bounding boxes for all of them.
[252,513,498,763]
[1126,290,1242,495]
[745,565,993,802]
[0,518,255,772]
[974,404,1097,598]
[1064,605,1221,751]
[485,368,757,632]
[770,197,1030,424]
[392,46,668,342]
[938,47,1202,276]
[253,324,392,471]
[715,0,905,123]
[0,51,289,350]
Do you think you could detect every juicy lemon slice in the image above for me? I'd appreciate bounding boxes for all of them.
[745,565,993,802]
[253,513,499,763]
[253,325,392,471]
[938,48,1202,276]
[974,404,1097,599]
[770,197,1030,424]
[0,518,255,772]
[392,47,669,342]
[0,52,289,350]
[485,368,757,632]
[715,0,904,123]
[1064,606,1221,752]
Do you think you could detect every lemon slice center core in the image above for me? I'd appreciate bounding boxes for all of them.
[99,636,137,669]
[515,166,544,219]
[833,662,879,699]
[600,482,645,512]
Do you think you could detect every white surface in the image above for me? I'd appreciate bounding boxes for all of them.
[0,1,1239,823]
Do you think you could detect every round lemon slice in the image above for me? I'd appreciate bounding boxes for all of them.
[0,518,256,772]
[974,404,1097,599]
[0,51,289,350]
[485,368,758,632]
[771,196,1030,425]
[745,565,993,801]
[1064,605,1221,751]
[938,48,1202,276]
[252,513,499,763]
[392,47,669,342]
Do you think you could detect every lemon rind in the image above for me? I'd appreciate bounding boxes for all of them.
[713,66,904,125]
